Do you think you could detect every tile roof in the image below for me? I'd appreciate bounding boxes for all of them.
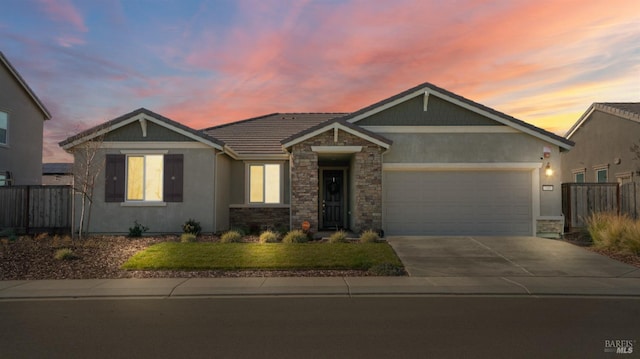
[598,103,640,121]
[203,113,345,156]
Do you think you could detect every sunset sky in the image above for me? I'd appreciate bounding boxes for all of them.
[2,0,639,162]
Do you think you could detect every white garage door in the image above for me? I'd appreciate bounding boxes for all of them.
[383,170,533,236]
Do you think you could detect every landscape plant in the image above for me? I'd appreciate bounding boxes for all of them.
[259,230,279,243]
[328,230,348,243]
[54,248,78,261]
[128,220,149,238]
[359,229,379,243]
[182,219,202,236]
[220,230,243,243]
[586,212,640,254]
[282,229,308,243]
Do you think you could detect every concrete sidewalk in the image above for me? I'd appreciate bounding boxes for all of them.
[1,276,640,299]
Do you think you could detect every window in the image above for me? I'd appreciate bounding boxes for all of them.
[249,164,281,204]
[126,155,163,201]
[105,154,183,203]
[596,168,608,183]
[0,171,9,186]
[574,172,585,183]
[0,111,7,145]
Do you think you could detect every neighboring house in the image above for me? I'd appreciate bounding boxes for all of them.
[0,51,52,186]
[60,82,573,236]
[42,163,74,185]
[562,103,640,185]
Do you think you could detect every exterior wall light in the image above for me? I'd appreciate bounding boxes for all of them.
[545,162,553,177]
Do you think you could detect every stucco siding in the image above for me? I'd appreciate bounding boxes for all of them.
[75,147,216,234]
[357,95,502,126]
[381,133,546,163]
[0,63,45,185]
[562,111,640,183]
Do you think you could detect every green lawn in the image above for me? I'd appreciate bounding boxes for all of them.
[121,242,402,271]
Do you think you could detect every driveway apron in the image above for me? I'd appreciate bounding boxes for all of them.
[386,236,640,278]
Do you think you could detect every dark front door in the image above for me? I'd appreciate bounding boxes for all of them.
[322,170,344,229]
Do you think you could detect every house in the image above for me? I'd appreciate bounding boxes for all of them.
[562,103,640,184]
[0,51,52,186]
[561,103,640,218]
[42,163,74,185]
[60,82,573,236]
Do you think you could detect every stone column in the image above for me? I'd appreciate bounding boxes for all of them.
[290,144,319,232]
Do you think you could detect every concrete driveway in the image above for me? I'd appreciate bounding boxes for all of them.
[387,236,640,278]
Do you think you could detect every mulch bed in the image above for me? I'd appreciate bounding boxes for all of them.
[0,234,372,280]
[2,234,638,280]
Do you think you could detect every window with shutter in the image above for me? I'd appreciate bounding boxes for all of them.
[105,154,125,202]
[163,154,183,202]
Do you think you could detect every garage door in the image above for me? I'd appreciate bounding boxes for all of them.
[383,170,532,236]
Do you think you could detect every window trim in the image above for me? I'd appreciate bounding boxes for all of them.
[124,154,165,203]
[245,162,284,205]
[593,164,609,183]
[0,109,8,147]
[572,168,586,183]
[616,171,633,185]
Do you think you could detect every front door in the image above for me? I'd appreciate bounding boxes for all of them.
[321,170,344,229]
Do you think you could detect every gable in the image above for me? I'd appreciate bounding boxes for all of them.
[0,52,51,120]
[104,120,196,142]
[357,94,502,126]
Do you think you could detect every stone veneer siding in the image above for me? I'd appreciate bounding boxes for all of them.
[290,129,384,233]
[229,207,290,232]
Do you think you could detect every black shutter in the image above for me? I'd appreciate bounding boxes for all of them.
[164,154,183,202]
[105,154,125,202]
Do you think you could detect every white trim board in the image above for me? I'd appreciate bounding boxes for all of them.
[362,126,518,133]
[383,162,543,171]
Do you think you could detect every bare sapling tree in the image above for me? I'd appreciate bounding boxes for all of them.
[73,134,105,240]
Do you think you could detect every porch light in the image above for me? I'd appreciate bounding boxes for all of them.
[545,162,553,177]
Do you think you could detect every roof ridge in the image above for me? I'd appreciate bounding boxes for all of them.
[595,103,640,121]
[201,112,349,131]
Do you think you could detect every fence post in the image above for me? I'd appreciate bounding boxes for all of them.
[24,186,30,234]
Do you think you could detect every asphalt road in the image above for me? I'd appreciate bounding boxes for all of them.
[1,296,638,358]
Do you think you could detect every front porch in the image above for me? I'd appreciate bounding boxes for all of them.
[287,125,389,233]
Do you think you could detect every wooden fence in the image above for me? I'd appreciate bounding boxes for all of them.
[562,183,626,231]
[0,185,72,234]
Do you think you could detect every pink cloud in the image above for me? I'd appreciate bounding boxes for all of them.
[36,0,88,33]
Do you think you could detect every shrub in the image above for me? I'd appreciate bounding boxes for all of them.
[54,248,78,261]
[128,220,149,237]
[587,212,640,255]
[182,219,202,235]
[220,230,243,243]
[0,228,17,241]
[230,226,248,237]
[259,230,279,243]
[328,230,348,243]
[180,233,197,243]
[282,229,308,243]
[368,263,406,276]
[359,229,379,243]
